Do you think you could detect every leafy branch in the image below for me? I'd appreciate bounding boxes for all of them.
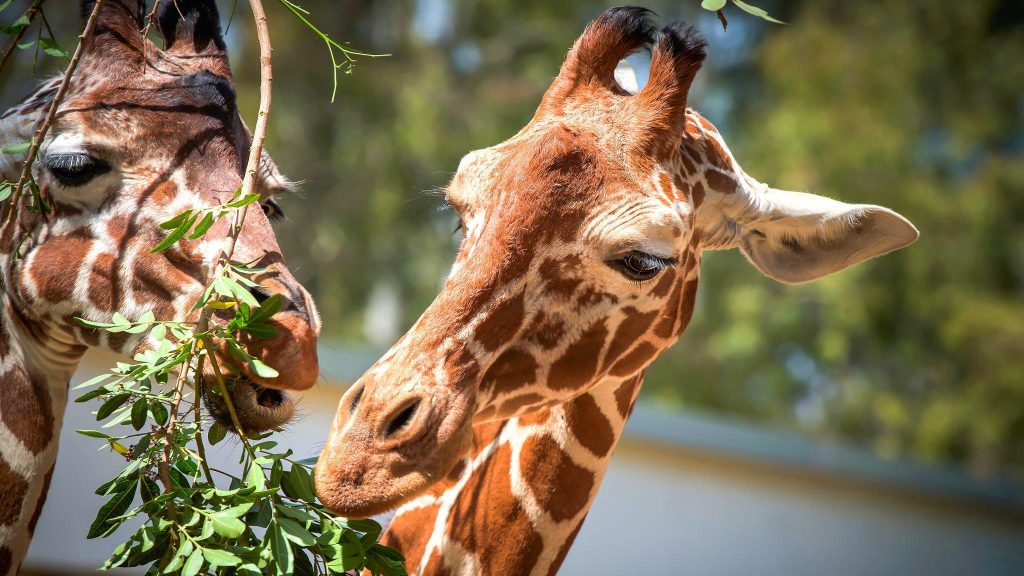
[277,0,388,102]
[62,1,403,574]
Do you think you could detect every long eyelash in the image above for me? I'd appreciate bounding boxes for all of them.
[42,153,92,171]
[633,252,679,269]
[437,197,464,234]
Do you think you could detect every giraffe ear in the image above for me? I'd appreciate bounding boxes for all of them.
[537,7,655,114]
[706,188,919,284]
[633,23,706,156]
[79,0,147,59]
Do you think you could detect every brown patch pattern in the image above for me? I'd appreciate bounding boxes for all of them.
[0,457,28,526]
[520,435,594,522]
[565,394,615,457]
[474,293,526,352]
[0,369,53,453]
[448,444,543,576]
[548,321,608,391]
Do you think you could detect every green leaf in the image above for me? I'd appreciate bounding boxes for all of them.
[278,517,315,546]
[140,477,160,502]
[246,464,266,491]
[249,294,284,323]
[97,393,131,420]
[159,210,192,230]
[236,564,262,576]
[87,482,137,538]
[163,539,193,573]
[209,510,246,538]
[208,422,227,445]
[130,399,148,430]
[220,502,253,518]
[188,211,215,239]
[248,357,279,379]
[0,182,11,202]
[203,548,242,567]
[76,429,112,439]
[225,192,260,208]
[269,522,294,574]
[73,372,115,390]
[150,401,169,426]
[367,544,408,576]
[241,322,277,339]
[731,0,785,23]
[182,547,204,576]
[226,276,261,307]
[151,212,198,252]
[75,386,109,403]
[283,464,316,502]
[701,0,727,10]
[38,37,69,58]
[0,13,30,34]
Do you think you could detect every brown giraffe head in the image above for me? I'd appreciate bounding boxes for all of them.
[0,0,320,431]
[315,7,918,516]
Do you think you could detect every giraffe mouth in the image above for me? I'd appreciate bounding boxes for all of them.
[200,376,297,435]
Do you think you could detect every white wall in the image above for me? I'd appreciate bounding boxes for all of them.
[562,442,1024,576]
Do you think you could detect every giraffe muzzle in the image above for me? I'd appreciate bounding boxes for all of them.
[314,378,476,518]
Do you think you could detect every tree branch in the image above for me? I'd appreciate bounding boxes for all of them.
[0,0,47,73]
[2,0,106,224]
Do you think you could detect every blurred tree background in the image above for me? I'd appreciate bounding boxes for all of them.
[2,0,1022,479]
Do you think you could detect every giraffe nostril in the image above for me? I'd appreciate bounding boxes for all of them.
[248,284,273,305]
[382,399,421,439]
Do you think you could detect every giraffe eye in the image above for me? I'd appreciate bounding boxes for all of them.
[261,197,285,221]
[608,251,677,282]
[42,153,110,187]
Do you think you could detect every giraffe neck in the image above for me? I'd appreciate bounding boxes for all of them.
[382,373,646,576]
[0,286,82,575]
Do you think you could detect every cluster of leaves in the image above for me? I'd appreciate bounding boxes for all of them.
[74,189,406,575]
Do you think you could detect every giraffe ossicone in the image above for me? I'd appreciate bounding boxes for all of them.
[0,1,321,573]
[314,7,917,576]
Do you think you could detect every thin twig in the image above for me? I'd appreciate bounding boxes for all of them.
[190,0,273,366]
[191,353,215,484]
[183,0,274,468]
[138,0,161,68]
[0,0,46,73]
[2,0,106,225]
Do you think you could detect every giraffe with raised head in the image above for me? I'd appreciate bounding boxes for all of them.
[0,1,321,572]
[315,7,918,576]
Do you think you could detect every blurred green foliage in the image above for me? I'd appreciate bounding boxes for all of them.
[3,0,1022,478]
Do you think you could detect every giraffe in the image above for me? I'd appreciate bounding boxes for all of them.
[0,1,321,572]
[315,7,918,576]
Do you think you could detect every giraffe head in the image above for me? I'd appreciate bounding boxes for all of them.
[315,7,918,516]
[0,0,320,432]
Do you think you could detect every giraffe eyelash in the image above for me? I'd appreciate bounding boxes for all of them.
[438,196,464,234]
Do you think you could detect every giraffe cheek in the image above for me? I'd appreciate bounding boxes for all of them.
[23,235,93,304]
